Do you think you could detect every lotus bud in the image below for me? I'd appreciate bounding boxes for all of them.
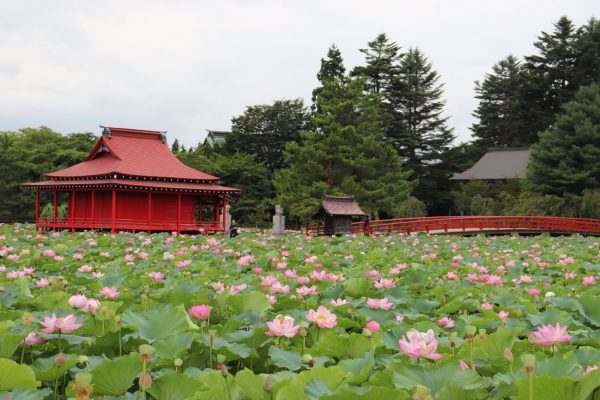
[263,377,272,392]
[139,372,152,390]
[55,352,65,367]
[515,309,524,318]
[449,332,458,348]
[503,347,513,363]
[414,385,433,400]
[478,329,487,341]
[21,312,33,327]
[465,325,477,338]
[174,358,183,369]
[218,362,228,377]
[78,355,90,368]
[208,330,217,344]
[521,353,536,375]
[139,344,155,363]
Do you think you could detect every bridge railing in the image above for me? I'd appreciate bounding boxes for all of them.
[307,216,600,236]
[37,217,224,234]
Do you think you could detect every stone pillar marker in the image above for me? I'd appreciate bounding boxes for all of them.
[272,205,285,236]
[226,207,232,231]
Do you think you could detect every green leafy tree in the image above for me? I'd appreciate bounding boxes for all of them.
[527,83,600,196]
[274,77,412,221]
[471,55,530,148]
[224,99,312,171]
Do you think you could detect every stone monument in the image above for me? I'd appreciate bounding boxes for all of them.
[272,205,285,236]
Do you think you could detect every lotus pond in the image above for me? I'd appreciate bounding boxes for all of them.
[0,224,599,399]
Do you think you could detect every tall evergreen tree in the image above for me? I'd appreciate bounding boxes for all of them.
[351,33,402,95]
[274,77,412,220]
[471,55,529,148]
[573,17,600,88]
[388,48,454,209]
[171,138,181,153]
[527,83,600,196]
[312,44,346,107]
[522,16,578,136]
[224,99,312,171]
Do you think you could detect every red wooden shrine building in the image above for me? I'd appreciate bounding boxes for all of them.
[22,127,241,234]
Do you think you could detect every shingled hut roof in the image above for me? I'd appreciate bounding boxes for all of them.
[451,148,530,180]
[311,195,367,217]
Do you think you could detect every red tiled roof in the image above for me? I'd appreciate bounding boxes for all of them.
[312,195,367,216]
[22,178,241,193]
[45,127,219,181]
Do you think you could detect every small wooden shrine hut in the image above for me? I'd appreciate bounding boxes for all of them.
[22,127,241,234]
[310,195,367,236]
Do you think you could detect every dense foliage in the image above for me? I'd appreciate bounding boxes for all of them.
[0,225,599,399]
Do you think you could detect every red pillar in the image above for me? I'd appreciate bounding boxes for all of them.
[71,191,76,232]
[215,199,220,232]
[177,192,182,234]
[147,191,152,234]
[35,190,40,232]
[53,191,58,231]
[111,189,116,233]
[222,194,227,236]
[91,191,95,230]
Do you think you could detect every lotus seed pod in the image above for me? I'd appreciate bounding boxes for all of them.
[414,385,433,400]
[174,358,183,368]
[217,354,226,364]
[301,353,313,364]
[21,312,33,327]
[75,372,93,386]
[465,325,477,337]
[78,355,90,366]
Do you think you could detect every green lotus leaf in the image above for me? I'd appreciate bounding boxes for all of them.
[32,354,78,382]
[228,291,272,314]
[234,368,265,400]
[0,387,52,400]
[122,304,187,343]
[0,358,39,391]
[391,363,487,395]
[275,366,345,400]
[148,371,205,400]
[514,376,576,400]
[268,345,302,371]
[91,352,143,396]
[153,332,194,360]
[321,385,410,400]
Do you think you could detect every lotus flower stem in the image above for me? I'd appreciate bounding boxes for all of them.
[528,370,533,400]
[20,342,26,364]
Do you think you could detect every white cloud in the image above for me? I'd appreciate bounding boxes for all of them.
[0,0,597,147]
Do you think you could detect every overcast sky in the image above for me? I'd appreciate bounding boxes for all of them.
[1,1,598,147]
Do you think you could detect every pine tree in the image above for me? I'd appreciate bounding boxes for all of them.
[522,16,578,136]
[387,48,454,210]
[471,55,529,148]
[274,77,412,220]
[171,138,181,153]
[527,83,600,196]
[351,33,402,95]
[312,45,346,112]
[573,17,600,89]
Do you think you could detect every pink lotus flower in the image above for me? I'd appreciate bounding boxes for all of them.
[265,315,300,338]
[582,276,596,286]
[22,331,47,346]
[176,260,192,269]
[564,272,577,280]
[40,314,82,334]
[100,286,120,299]
[267,294,277,304]
[270,282,290,294]
[296,285,317,296]
[530,323,572,349]
[583,365,599,376]
[481,302,494,310]
[68,294,88,309]
[374,278,396,289]
[367,297,393,311]
[237,255,255,267]
[92,271,105,279]
[527,288,540,298]
[77,264,93,273]
[306,306,337,329]
[296,276,310,285]
[189,304,211,320]
[330,298,349,307]
[399,329,443,360]
[147,271,164,282]
[35,278,50,288]
[497,310,510,321]
[82,299,101,314]
[366,320,380,334]
[436,317,455,328]
[229,283,248,295]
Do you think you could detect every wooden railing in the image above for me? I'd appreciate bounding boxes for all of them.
[37,217,224,234]
[306,216,600,236]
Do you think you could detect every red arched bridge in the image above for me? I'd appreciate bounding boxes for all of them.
[306,216,600,236]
